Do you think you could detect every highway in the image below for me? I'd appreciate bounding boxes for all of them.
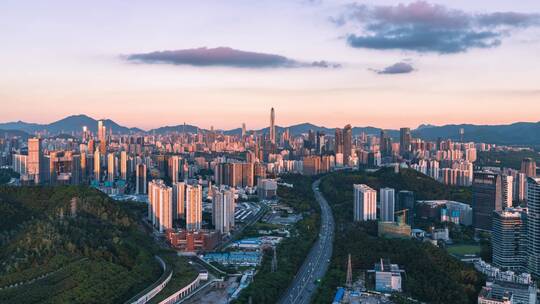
[278,178,334,304]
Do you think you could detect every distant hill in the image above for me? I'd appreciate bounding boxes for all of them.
[0,186,161,303]
[147,123,200,134]
[0,114,143,135]
[0,128,29,139]
[412,122,540,145]
[2,115,540,145]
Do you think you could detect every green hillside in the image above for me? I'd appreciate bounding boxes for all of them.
[0,186,162,304]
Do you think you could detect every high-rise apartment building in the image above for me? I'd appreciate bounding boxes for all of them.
[186,184,202,231]
[527,177,540,277]
[93,149,101,181]
[212,187,235,234]
[343,124,352,166]
[473,171,502,231]
[521,158,537,178]
[492,208,527,271]
[107,152,115,182]
[148,180,173,233]
[27,138,43,184]
[380,188,396,222]
[353,184,377,221]
[173,182,185,220]
[120,151,127,180]
[214,162,254,188]
[135,163,147,194]
[168,155,181,184]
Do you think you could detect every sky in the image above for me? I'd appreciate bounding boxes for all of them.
[1,0,540,130]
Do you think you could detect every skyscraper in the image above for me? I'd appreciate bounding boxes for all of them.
[135,163,147,194]
[269,107,276,144]
[472,171,502,231]
[27,138,43,184]
[380,188,396,222]
[353,184,377,221]
[492,208,527,272]
[97,120,107,154]
[343,124,352,166]
[527,177,540,277]
[148,180,173,233]
[399,127,412,155]
[521,158,537,178]
[186,184,202,231]
[380,130,392,157]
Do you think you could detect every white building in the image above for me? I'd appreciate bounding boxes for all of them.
[353,184,377,221]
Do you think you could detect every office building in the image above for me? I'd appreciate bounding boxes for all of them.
[492,208,527,272]
[399,127,412,155]
[380,188,395,222]
[473,171,502,231]
[353,184,377,221]
[527,177,540,277]
[148,180,173,233]
[397,190,415,226]
[186,184,203,231]
[501,175,513,208]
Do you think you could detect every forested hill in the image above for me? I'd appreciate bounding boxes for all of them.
[0,186,162,304]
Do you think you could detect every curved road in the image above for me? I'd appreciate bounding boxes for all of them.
[278,178,334,304]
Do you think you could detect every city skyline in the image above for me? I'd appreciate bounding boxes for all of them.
[2,0,540,129]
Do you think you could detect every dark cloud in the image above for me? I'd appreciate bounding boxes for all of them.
[126,47,339,69]
[337,1,540,54]
[373,62,415,74]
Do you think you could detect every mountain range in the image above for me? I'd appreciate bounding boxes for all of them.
[1,114,539,145]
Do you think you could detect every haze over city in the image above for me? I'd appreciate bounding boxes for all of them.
[2,2,540,304]
[1,0,540,129]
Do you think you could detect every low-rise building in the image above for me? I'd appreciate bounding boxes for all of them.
[373,259,404,293]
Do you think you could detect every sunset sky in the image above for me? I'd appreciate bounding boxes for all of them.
[1,0,540,130]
